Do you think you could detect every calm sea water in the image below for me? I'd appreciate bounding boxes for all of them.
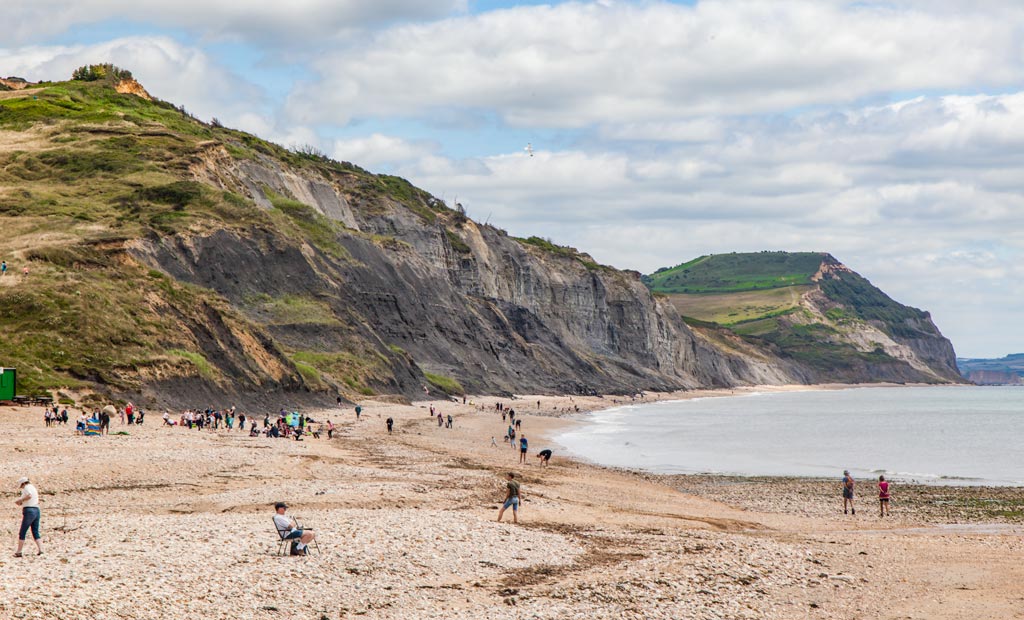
[554,386,1024,486]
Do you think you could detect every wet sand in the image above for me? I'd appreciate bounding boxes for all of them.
[1,387,1022,619]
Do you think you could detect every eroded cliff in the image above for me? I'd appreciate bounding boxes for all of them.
[0,76,960,406]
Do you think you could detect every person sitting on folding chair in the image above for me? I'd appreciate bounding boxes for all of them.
[273,502,316,555]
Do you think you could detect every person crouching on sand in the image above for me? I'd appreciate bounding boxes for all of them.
[878,475,891,517]
[842,470,855,515]
[496,473,522,524]
[536,449,552,467]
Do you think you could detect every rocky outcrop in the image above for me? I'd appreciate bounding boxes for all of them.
[0,77,31,90]
[114,78,151,100]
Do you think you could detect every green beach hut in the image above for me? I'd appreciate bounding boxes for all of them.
[0,368,15,401]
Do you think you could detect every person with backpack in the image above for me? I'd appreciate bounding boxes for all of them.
[842,470,855,515]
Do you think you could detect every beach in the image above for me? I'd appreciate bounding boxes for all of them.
[2,389,1023,619]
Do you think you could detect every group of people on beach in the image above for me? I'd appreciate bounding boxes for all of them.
[162,407,337,441]
[43,406,69,427]
[841,470,892,517]
[42,403,146,433]
[430,404,454,429]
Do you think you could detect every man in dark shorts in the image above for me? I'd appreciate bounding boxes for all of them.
[273,502,315,555]
[536,449,552,467]
[842,470,855,515]
[518,435,528,464]
[386,417,394,434]
[496,473,522,523]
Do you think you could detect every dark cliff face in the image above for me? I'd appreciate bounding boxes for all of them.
[127,147,967,402]
[127,148,798,400]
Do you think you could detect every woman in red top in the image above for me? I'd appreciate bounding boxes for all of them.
[878,475,891,517]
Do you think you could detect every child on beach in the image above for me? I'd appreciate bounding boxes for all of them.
[878,475,891,517]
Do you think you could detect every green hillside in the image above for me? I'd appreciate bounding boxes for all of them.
[644,252,824,326]
[0,66,449,400]
[643,251,825,294]
[644,252,961,383]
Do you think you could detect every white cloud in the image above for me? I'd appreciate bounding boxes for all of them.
[4,0,467,45]
[332,134,438,169]
[287,1,1024,127]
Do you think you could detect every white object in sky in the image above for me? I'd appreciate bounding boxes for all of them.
[524,143,534,157]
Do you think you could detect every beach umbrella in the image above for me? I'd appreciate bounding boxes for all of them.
[102,405,116,416]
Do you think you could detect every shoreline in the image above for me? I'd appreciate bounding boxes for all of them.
[525,382,1024,491]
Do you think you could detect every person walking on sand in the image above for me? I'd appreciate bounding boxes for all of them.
[519,435,528,464]
[496,473,522,523]
[842,470,855,515]
[1,261,6,276]
[14,477,42,557]
[386,417,394,434]
[355,405,362,420]
[878,475,891,517]
[446,414,453,429]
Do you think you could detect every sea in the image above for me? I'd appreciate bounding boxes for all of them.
[554,386,1024,486]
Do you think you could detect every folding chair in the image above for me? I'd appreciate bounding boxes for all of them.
[294,517,321,555]
[273,519,320,555]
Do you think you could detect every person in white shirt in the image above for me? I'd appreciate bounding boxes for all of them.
[14,477,42,557]
[273,502,315,555]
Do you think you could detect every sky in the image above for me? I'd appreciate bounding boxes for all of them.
[2,0,1022,358]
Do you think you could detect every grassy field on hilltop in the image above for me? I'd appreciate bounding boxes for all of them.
[665,285,812,325]
[645,252,825,326]
[644,251,824,294]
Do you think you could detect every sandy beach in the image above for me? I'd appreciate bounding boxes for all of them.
[2,388,1023,619]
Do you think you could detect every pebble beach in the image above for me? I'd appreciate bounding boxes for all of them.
[2,388,1024,619]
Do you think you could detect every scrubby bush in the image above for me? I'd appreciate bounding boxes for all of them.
[71,64,133,82]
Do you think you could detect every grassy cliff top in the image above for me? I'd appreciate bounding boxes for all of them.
[643,251,826,294]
